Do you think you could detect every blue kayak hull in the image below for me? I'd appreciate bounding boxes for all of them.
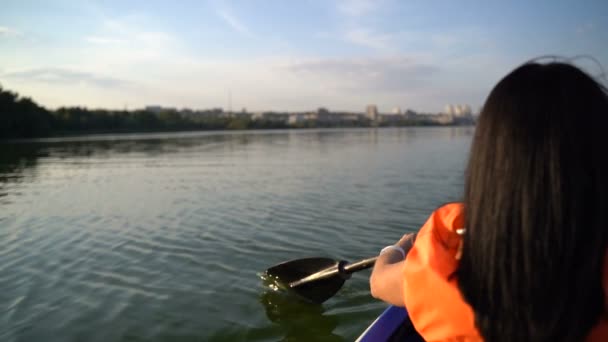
[356,306,424,342]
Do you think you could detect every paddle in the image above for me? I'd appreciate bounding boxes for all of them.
[264,233,418,303]
[264,256,377,304]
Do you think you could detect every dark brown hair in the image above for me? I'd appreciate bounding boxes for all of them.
[458,62,608,341]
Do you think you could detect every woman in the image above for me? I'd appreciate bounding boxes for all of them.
[370,61,608,341]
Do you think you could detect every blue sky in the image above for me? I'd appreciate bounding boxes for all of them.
[0,0,606,112]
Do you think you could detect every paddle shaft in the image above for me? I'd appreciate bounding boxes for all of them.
[289,256,378,288]
[343,256,377,273]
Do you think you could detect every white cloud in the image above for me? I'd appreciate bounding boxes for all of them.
[344,28,394,50]
[100,18,175,49]
[0,26,21,37]
[2,67,132,88]
[217,10,254,37]
[336,0,378,17]
[76,18,182,71]
[85,36,127,45]
[285,56,439,93]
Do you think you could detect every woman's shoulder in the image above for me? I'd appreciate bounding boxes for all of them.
[419,202,464,249]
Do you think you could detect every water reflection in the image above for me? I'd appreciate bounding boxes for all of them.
[1,127,474,165]
[0,143,45,203]
[259,290,343,342]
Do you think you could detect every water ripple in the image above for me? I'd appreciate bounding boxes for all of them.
[0,127,472,342]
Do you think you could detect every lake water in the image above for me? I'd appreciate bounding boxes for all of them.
[0,127,473,341]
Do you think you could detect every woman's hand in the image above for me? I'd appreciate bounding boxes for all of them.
[396,233,416,252]
[369,232,416,307]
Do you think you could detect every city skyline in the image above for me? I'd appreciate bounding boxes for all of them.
[0,0,606,112]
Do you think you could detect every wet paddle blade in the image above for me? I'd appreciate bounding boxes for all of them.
[289,275,345,304]
[265,257,346,304]
[266,257,336,283]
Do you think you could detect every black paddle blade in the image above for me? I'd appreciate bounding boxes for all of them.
[266,257,337,283]
[265,257,346,304]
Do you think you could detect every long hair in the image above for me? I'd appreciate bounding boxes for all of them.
[458,62,608,341]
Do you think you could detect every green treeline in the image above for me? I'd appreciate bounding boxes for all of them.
[50,107,287,133]
[0,86,291,139]
[0,87,54,138]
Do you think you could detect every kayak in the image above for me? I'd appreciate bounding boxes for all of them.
[356,306,425,342]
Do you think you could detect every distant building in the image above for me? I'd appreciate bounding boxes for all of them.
[380,114,403,124]
[366,105,379,121]
[442,103,475,125]
[232,112,252,119]
[463,105,472,116]
[339,113,363,122]
[305,112,318,121]
[444,104,472,117]
[433,113,455,124]
[145,105,178,113]
[230,108,251,119]
[288,113,307,125]
[317,107,340,124]
[253,112,289,123]
[145,105,163,114]
[392,107,402,115]
[195,108,223,118]
[454,105,462,115]
[444,105,454,115]
[404,109,417,120]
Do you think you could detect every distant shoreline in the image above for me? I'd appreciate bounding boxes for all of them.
[48,122,472,136]
[0,85,476,140]
[3,125,475,144]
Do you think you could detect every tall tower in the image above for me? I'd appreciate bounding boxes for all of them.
[366,105,379,121]
[227,89,232,118]
[444,104,454,115]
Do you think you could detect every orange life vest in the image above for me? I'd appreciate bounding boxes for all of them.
[402,203,608,342]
